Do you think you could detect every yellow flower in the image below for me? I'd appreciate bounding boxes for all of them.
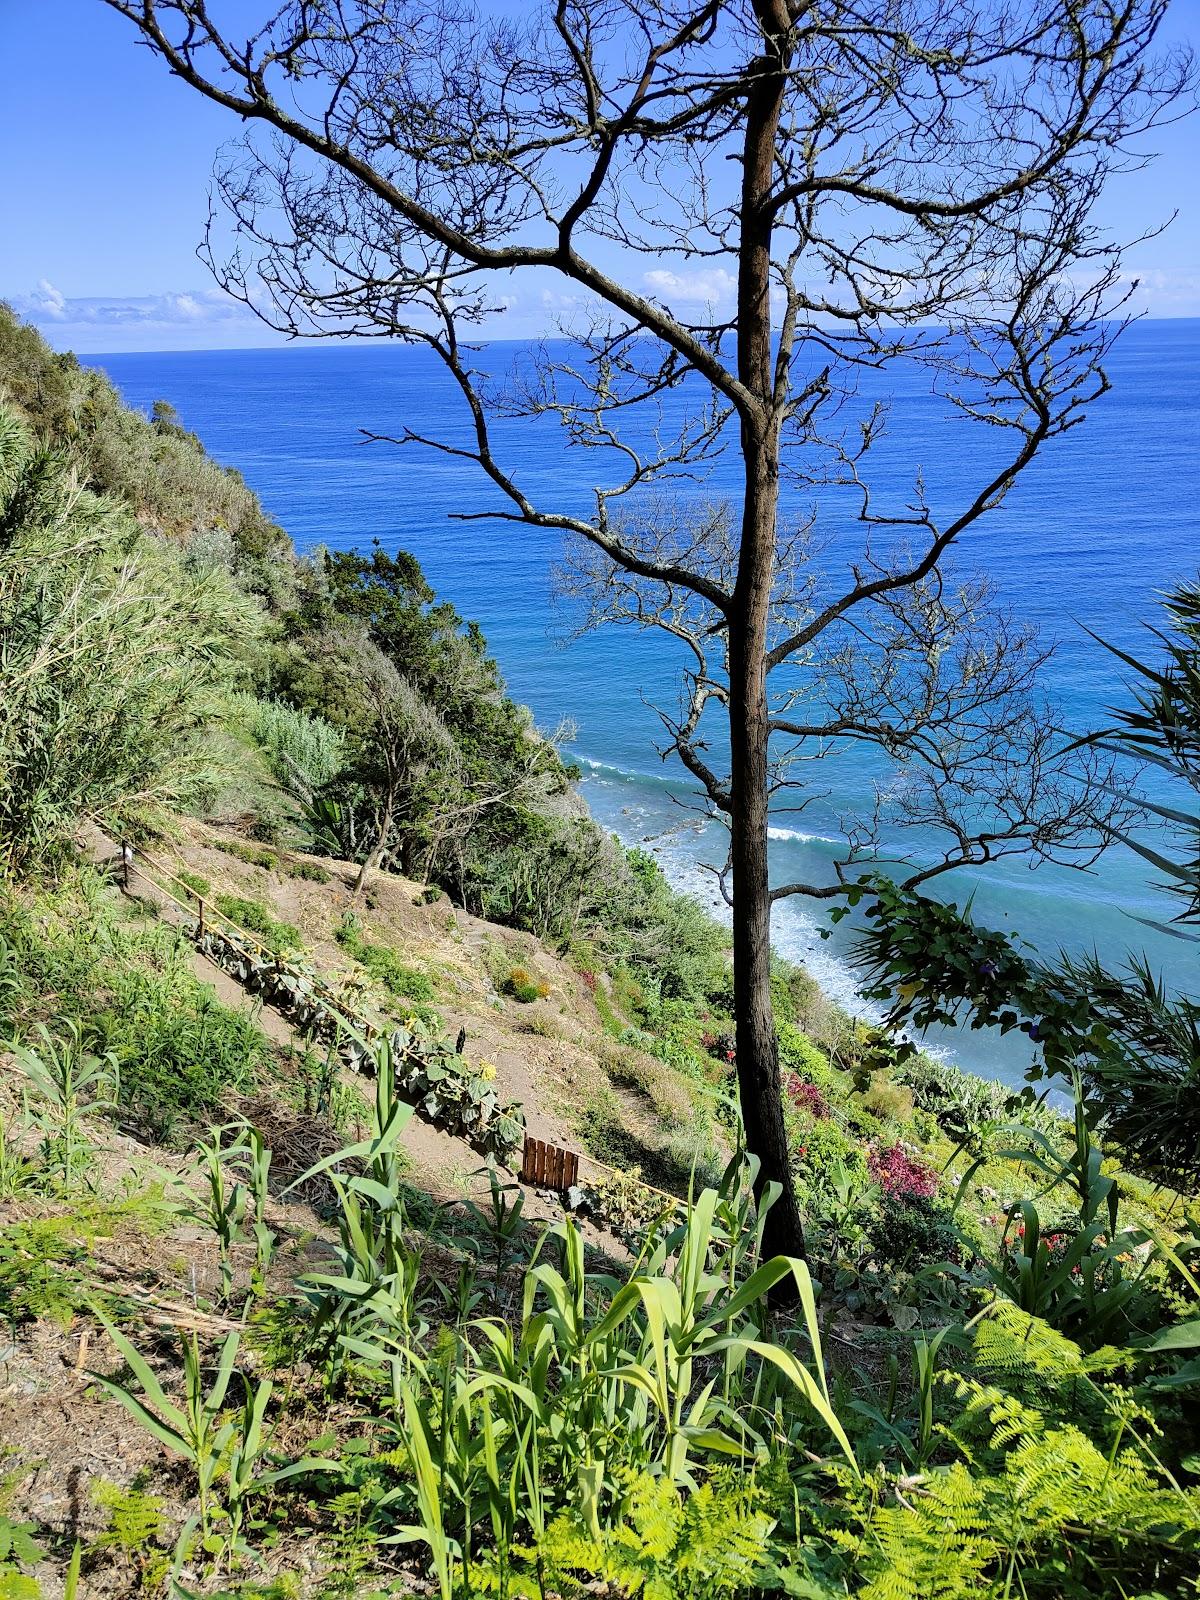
[404,1013,422,1031]
[478,1060,498,1082]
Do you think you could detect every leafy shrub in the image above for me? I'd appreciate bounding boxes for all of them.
[504,965,550,1004]
[288,859,331,883]
[866,1194,962,1272]
[868,1142,939,1200]
[777,1023,839,1092]
[213,838,279,871]
[896,1051,1015,1144]
[176,868,211,897]
[0,404,262,870]
[701,1029,736,1063]
[213,893,301,956]
[854,1077,915,1127]
[786,1077,831,1120]
[236,693,345,797]
[790,1115,866,1200]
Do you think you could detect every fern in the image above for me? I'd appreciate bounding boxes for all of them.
[856,1327,1200,1600]
[91,1480,166,1552]
[541,1469,773,1600]
[90,1480,169,1592]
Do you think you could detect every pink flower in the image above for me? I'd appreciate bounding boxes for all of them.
[867,1142,939,1200]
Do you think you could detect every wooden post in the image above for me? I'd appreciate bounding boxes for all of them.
[520,1136,581,1195]
[197,896,205,938]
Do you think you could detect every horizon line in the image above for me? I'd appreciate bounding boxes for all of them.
[65,312,1200,360]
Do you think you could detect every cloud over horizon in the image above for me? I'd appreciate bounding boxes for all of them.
[14,280,260,330]
[7,259,1199,356]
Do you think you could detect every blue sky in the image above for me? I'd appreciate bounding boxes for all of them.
[3,0,1200,352]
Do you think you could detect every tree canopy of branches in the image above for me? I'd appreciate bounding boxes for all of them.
[850,578,1200,1190]
[105,0,1191,1257]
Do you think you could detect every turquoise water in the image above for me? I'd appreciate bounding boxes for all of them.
[87,324,1199,1085]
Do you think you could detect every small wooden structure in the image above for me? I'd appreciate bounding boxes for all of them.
[521,1136,580,1193]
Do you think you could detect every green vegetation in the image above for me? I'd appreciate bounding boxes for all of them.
[335,913,435,1006]
[213,893,302,957]
[5,1005,1195,1599]
[503,965,550,1004]
[3,305,1200,1600]
[177,867,212,898]
[0,402,259,871]
[1,868,269,1141]
[0,305,735,1001]
[212,839,280,871]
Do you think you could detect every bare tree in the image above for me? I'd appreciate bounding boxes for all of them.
[104,0,1189,1260]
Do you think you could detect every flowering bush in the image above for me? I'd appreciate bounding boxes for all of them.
[505,965,551,1003]
[787,1077,831,1120]
[868,1141,939,1200]
[700,1030,736,1063]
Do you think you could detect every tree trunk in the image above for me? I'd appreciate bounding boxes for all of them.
[352,790,395,900]
[726,0,807,1265]
[728,491,807,1267]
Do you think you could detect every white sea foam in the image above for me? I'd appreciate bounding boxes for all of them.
[587,782,882,1023]
[766,825,842,845]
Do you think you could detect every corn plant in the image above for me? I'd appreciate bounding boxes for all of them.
[284,1031,422,1390]
[459,1161,528,1296]
[91,1319,241,1550]
[385,1186,859,1598]
[233,1124,277,1281]
[0,931,23,1041]
[91,1316,333,1570]
[0,1097,37,1199]
[184,1128,250,1304]
[14,1020,117,1190]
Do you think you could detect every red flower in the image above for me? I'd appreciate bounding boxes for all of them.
[786,1078,831,1120]
[867,1142,939,1200]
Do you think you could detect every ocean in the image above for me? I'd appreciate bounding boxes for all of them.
[85,323,1199,1086]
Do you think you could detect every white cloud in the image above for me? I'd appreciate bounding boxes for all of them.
[643,267,736,305]
[30,279,68,320]
[1119,267,1200,315]
[8,284,258,330]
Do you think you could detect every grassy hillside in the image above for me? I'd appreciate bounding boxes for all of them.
[2,837,1198,1600]
[2,305,1199,1600]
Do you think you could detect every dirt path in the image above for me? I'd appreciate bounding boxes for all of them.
[76,823,579,1223]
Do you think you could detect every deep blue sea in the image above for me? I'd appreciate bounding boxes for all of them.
[86,324,1199,1086]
